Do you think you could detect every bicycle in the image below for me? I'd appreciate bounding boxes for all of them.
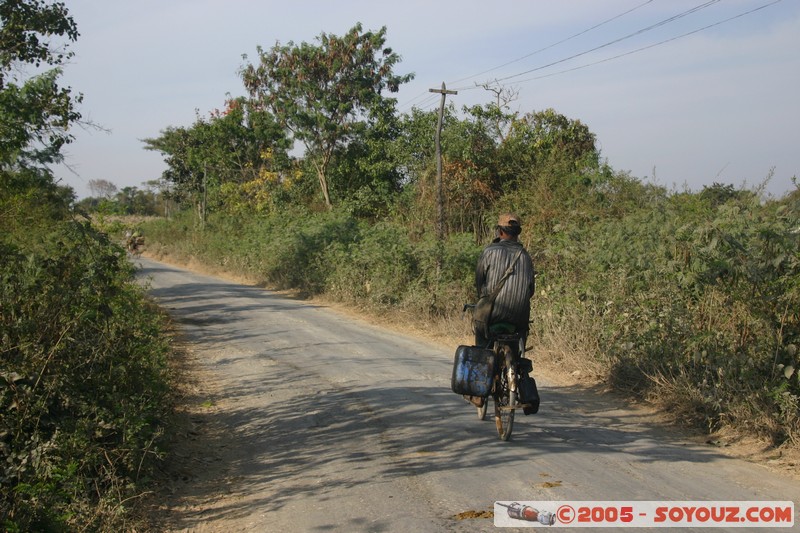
[457,305,539,441]
[126,236,145,258]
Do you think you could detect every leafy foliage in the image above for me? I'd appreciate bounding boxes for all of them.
[0,0,77,76]
[1,3,173,529]
[1,215,173,531]
[143,99,291,225]
[241,23,413,207]
[529,184,800,441]
[0,0,82,170]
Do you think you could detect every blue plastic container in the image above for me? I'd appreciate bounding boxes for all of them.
[451,345,496,397]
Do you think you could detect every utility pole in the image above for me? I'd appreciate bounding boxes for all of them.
[429,82,457,242]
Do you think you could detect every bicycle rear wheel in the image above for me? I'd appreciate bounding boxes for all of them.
[494,394,514,441]
[494,357,515,441]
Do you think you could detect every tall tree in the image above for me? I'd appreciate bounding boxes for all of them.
[87,178,117,199]
[143,125,206,223]
[0,0,81,170]
[498,108,599,184]
[143,98,290,223]
[394,104,503,238]
[0,0,81,233]
[240,23,413,208]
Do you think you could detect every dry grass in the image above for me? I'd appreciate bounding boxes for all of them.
[531,310,608,382]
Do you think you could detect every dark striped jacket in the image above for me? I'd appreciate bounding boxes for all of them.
[475,238,535,331]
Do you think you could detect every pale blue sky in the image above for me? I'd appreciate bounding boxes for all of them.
[54,0,799,199]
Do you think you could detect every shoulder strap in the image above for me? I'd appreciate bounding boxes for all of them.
[489,248,524,298]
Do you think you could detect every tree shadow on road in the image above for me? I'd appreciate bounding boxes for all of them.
[135,259,788,532]
[144,347,739,532]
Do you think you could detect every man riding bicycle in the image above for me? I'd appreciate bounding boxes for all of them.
[465,213,535,409]
[474,213,535,347]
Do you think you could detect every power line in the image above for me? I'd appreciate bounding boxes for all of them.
[398,88,439,111]
[400,0,659,112]
[398,91,441,113]
[401,0,781,113]
[448,0,656,87]
[510,0,784,85]
[453,0,722,91]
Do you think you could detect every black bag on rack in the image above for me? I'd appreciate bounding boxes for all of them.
[518,370,540,415]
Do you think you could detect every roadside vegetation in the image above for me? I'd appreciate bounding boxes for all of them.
[1,2,172,530]
[2,1,798,530]
[132,23,799,451]
[140,176,800,449]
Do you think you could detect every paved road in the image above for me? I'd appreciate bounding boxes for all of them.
[136,257,799,532]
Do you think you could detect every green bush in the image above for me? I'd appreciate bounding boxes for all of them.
[143,209,484,322]
[326,220,419,306]
[141,171,800,447]
[1,220,171,531]
[532,187,800,443]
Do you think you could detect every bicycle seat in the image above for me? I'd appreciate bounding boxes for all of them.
[489,322,516,333]
[488,322,519,341]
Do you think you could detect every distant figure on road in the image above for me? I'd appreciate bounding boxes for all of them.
[126,229,144,256]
